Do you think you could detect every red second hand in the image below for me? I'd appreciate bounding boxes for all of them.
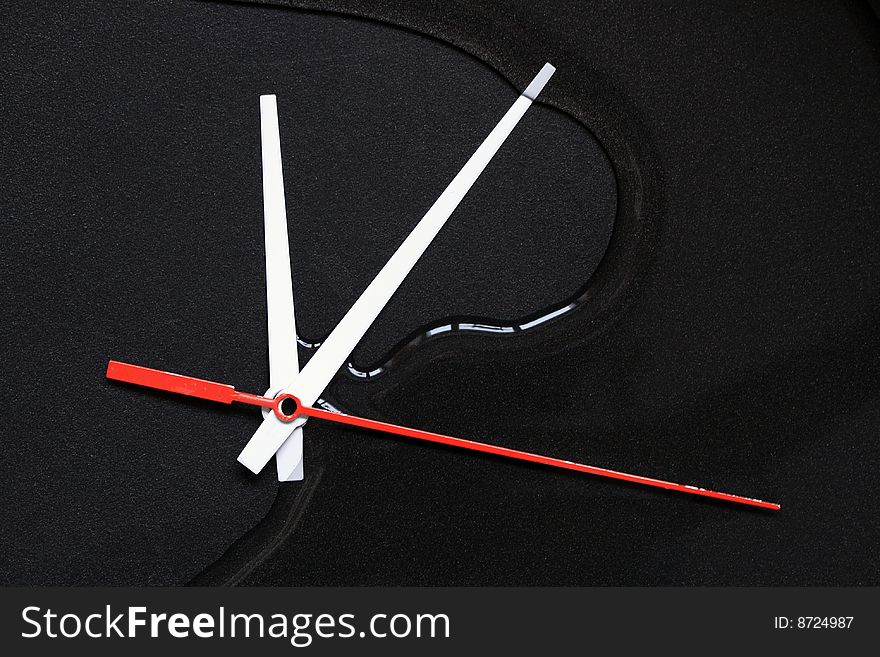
[107,360,781,511]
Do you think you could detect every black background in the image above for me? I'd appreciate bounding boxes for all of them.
[1,0,879,586]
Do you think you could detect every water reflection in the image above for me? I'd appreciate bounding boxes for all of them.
[297,297,584,382]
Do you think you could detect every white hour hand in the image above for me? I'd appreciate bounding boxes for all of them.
[238,63,556,475]
[260,94,304,481]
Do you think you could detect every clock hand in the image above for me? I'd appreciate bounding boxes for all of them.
[260,94,305,482]
[106,360,781,511]
[106,360,276,410]
[293,401,781,511]
[237,62,557,475]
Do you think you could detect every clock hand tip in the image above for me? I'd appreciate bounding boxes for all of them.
[237,450,264,475]
[106,359,125,379]
[523,63,556,101]
[734,496,780,511]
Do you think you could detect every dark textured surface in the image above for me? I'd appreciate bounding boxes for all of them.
[2,0,880,586]
[0,0,613,585]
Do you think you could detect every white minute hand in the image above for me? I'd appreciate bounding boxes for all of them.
[238,63,556,474]
[260,94,306,482]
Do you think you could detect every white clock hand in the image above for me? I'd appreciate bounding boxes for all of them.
[238,63,556,474]
[260,94,304,482]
